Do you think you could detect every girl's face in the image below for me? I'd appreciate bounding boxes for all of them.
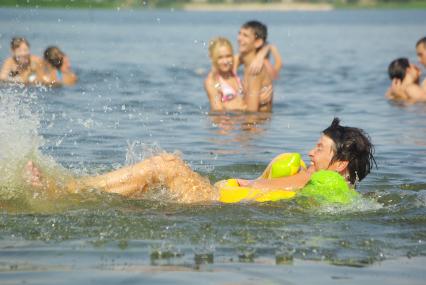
[12,43,30,66]
[213,45,233,74]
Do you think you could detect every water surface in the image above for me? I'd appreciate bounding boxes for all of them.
[0,8,426,284]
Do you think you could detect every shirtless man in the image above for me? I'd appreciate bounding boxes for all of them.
[415,37,426,91]
[237,21,274,112]
[25,118,376,204]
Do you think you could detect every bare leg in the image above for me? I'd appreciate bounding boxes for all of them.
[73,154,216,203]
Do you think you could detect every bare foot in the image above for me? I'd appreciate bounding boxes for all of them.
[23,161,44,187]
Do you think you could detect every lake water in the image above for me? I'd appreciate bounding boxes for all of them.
[0,7,426,284]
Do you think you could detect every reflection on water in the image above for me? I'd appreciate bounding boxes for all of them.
[207,112,272,154]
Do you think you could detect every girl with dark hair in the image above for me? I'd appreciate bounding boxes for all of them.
[386,58,426,103]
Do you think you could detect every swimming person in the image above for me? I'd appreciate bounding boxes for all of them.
[236,21,274,112]
[0,37,43,84]
[41,46,77,86]
[386,58,426,103]
[205,37,272,112]
[25,118,375,204]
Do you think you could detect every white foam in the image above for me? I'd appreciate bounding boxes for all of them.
[0,88,44,198]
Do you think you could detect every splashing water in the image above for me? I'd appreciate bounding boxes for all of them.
[125,140,164,165]
[0,89,45,199]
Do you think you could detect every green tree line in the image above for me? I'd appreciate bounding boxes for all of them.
[0,0,425,9]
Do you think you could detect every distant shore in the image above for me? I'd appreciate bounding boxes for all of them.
[0,0,425,10]
[182,2,333,12]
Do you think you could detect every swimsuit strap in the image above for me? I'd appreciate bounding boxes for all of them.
[56,69,63,81]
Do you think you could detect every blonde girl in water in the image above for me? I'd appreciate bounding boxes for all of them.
[204,37,272,112]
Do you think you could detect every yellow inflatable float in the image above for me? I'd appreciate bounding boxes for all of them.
[217,153,306,203]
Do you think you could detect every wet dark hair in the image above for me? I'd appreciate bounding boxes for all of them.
[44,46,65,69]
[416,37,426,48]
[322,118,376,184]
[388,58,409,80]
[11,37,29,50]
[242,20,268,44]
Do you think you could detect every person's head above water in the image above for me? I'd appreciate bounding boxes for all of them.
[44,46,65,70]
[208,37,234,74]
[388,57,420,83]
[388,58,410,80]
[309,118,376,185]
[10,37,31,66]
[238,20,267,54]
[416,37,426,67]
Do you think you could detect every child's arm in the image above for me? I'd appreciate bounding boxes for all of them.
[267,45,283,80]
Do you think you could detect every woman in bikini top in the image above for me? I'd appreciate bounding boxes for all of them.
[205,37,247,112]
[215,72,244,103]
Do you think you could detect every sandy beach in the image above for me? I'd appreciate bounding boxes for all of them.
[183,2,333,12]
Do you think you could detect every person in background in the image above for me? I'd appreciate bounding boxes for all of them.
[234,43,283,81]
[415,37,426,91]
[390,37,426,100]
[41,46,77,86]
[205,37,272,112]
[0,37,43,84]
[386,57,426,103]
[236,21,274,112]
